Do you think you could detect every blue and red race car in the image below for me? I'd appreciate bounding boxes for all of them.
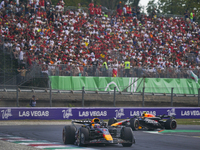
[108,112,177,131]
[62,117,135,147]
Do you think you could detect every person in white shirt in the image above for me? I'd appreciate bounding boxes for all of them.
[112,60,119,77]
[19,50,24,61]
[0,0,4,10]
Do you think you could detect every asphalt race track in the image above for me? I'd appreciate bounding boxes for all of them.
[0,124,200,150]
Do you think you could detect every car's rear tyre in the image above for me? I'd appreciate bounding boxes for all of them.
[62,125,76,144]
[77,127,89,147]
[108,118,117,126]
[165,119,177,130]
[121,127,134,147]
[130,118,139,131]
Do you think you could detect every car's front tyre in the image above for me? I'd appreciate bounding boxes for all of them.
[121,127,134,147]
[77,127,89,147]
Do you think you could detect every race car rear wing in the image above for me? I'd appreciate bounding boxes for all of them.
[72,120,92,125]
[156,114,176,119]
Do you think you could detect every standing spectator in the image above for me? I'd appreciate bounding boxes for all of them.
[184,10,189,21]
[136,6,140,18]
[192,10,196,22]
[102,59,108,76]
[94,5,98,16]
[0,0,5,10]
[132,6,136,17]
[127,5,132,17]
[117,1,122,16]
[89,0,94,8]
[97,5,102,17]
[92,55,98,76]
[19,50,24,63]
[124,58,130,77]
[152,8,156,19]
[190,10,193,22]
[112,60,118,77]
[89,5,95,17]
[17,66,27,83]
[30,95,38,107]
[123,5,127,16]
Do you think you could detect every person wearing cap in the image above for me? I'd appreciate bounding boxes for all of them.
[30,95,38,107]
[117,1,122,16]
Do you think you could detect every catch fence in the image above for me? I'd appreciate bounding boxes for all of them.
[0,85,199,107]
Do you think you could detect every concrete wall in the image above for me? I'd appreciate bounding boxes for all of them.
[0,91,199,107]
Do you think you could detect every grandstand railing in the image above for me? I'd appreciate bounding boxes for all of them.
[1,64,199,86]
[64,6,116,15]
[0,85,199,107]
[39,64,200,79]
[156,13,184,19]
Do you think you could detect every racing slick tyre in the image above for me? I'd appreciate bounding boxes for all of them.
[63,125,76,144]
[121,127,134,147]
[130,118,139,131]
[165,119,177,130]
[108,118,117,126]
[77,127,89,147]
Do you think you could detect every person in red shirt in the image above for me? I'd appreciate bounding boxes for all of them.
[127,5,132,16]
[117,1,122,16]
[89,5,95,17]
[89,0,94,8]
[39,0,45,10]
[94,5,98,16]
[97,5,102,16]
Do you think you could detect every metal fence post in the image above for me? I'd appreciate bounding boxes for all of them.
[16,85,19,107]
[82,86,84,107]
[171,88,174,107]
[198,88,200,107]
[49,80,52,107]
[114,87,116,107]
[142,87,145,107]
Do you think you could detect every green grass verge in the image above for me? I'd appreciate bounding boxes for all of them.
[175,119,200,125]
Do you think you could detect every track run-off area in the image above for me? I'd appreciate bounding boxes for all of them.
[0,122,199,150]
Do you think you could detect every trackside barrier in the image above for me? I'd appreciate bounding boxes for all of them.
[0,107,200,120]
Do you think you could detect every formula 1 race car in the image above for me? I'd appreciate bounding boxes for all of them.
[108,112,177,131]
[62,118,135,147]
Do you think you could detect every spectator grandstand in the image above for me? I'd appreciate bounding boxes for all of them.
[0,0,200,80]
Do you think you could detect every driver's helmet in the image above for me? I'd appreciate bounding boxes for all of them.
[142,111,147,116]
[142,111,155,117]
[94,124,100,128]
[91,118,100,123]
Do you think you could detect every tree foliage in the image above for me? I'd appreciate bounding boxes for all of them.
[157,0,200,19]
[146,0,158,16]
[52,0,140,10]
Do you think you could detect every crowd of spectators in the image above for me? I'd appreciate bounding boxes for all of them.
[1,0,200,78]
